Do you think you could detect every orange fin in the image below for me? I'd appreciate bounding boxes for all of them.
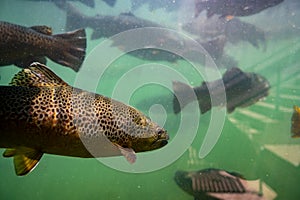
[3,147,43,176]
[225,15,234,21]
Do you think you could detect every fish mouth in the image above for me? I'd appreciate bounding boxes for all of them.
[151,132,169,148]
[152,138,168,146]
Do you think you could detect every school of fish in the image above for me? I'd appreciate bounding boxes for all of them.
[0,0,298,199]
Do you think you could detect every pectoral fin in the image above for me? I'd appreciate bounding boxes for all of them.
[3,147,43,176]
[114,144,136,164]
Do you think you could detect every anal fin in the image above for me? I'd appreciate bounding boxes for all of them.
[3,147,43,176]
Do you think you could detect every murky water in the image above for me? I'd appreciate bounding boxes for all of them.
[0,0,300,199]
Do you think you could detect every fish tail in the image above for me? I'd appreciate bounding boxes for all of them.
[48,28,86,72]
[172,81,195,114]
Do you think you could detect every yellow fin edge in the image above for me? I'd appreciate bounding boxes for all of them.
[3,147,43,176]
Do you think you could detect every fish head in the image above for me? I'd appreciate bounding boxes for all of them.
[107,103,169,153]
[127,110,169,152]
[247,73,271,103]
[227,72,270,112]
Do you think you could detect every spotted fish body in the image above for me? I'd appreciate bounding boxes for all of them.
[0,21,86,71]
[0,63,169,176]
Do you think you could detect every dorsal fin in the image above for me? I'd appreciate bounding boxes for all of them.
[30,25,52,35]
[10,62,68,87]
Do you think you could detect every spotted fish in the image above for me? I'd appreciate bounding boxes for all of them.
[64,3,162,40]
[291,105,300,138]
[194,0,284,18]
[0,21,86,72]
[0,62,169,176]
[175,169,266,200]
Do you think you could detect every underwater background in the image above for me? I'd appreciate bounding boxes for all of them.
[0,0,300,199]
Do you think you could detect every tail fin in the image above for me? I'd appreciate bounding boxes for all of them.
[48,29,86,72]
[172,81,195,114]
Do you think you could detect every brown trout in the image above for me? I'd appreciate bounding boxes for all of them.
[173,67,270,114]
[64,3,162,40]
[194,0,284,18]
[0,62,169,176]
[291,105,300,138]
[0,21,86,72]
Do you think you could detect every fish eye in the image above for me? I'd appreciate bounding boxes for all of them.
[157,129,164,136]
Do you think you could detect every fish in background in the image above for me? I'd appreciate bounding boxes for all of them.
[63,2,235,67]
[225,18,266,49]
[197,36,238,69]
[0,62,169,176]
[64,2,162,40]
[130,0,182,12]
[174,168,267,200]
[243,0,300,40]
[291,105,300,138]
[22,0,96,8]
[102,0,117,7]
[0,21,86,72]
[110,24,236,68]
[173,67,270,114]
[183,16,266,50]
[29,0,117,8]
[194,0,284,18]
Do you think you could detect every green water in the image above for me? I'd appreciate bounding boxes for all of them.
[1,0,300,199]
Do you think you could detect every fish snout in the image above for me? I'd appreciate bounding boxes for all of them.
[152,128,169,148]
[157,128,169,141]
